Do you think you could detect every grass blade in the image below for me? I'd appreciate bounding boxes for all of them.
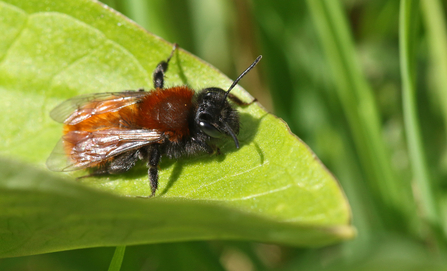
[421,1,447,140]
[306,0,414,228]
[399,0,441,236]
[108,246,126,271]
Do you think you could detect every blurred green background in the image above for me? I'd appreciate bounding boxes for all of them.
[2,0,447,270]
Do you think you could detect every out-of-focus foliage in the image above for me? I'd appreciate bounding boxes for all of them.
[1,0,447,270]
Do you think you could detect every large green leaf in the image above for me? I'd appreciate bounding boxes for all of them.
[0,0,353,257]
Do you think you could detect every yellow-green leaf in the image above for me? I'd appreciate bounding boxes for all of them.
[0,0,353,257]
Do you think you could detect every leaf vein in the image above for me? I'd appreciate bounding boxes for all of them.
[183,163,266,197]
[225,184,294,201]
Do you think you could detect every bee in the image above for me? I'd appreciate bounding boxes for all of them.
[47,44,262,197]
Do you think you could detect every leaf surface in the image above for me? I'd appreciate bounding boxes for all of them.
[0,0,353,257]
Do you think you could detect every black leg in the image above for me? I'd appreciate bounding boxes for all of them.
[147,145,161,197]
[153,43,178,89]
[108,150,141,174]
[76,168,108,180]
[227,93,257,106]
[191,137,215,154]
[77,150,140,179]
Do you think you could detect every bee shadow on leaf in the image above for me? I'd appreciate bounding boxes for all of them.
[158,111,264,196]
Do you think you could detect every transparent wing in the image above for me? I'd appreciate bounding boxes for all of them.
[46,128,163,172]
[50,91,148,125]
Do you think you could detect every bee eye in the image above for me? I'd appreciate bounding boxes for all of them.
[199,121,223,138]
[204,91,215,100]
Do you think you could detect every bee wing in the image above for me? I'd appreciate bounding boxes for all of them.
[46,129,163,172]
[50,91,148,125]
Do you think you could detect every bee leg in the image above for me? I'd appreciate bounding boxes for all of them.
[227,93,257,106]
[191,137,214,154]
[200,142,220,155]
[107,150,140,174]
[77,151,140,180]
[76,169,108,180]
[147,145,161,197]
[153,43,178,89]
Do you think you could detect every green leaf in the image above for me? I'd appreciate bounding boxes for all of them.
[0,0,353,257]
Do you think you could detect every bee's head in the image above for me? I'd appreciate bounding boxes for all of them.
[195,88,240,148]
[194,56,262,149]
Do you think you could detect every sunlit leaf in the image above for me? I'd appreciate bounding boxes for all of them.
[0,0,353,257]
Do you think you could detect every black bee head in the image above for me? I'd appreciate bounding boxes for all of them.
[195,88,240,148]
[193,55,262,149]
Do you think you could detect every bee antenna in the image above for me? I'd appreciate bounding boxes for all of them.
[224,55,262,101]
